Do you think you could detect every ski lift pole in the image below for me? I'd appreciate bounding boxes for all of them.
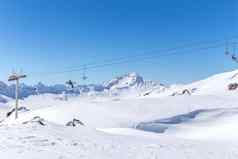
[15,78,19,119]
[82,65,88,80]
[225,40,230,55]
[8,73,27,119]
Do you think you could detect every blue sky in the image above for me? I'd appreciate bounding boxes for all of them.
[0,0,238,85]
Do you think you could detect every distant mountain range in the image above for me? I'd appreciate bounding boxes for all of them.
[0,72,165,102]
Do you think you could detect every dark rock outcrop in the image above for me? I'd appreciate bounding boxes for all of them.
[22,116,46,126]
[228,83,238,91]
[66,118,85,127]
[6,107,30,117]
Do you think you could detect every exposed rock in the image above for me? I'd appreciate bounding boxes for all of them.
[228,83,238,91]
[6,107,30,117]
[22,116,46,126]
[171,88,196,96]
[66,118,85,127]
[182,89,191,95]
[143,92,151,96]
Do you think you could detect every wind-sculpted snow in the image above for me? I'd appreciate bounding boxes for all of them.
[136,109,208,133]
[137,107,238,140]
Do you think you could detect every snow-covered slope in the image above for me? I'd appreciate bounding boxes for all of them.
[146,69,238,97]
[188,69,238,94]
[1,92,238,158]
[2,70,238,158]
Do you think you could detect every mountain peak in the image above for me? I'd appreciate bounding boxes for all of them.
[103,72,144,90]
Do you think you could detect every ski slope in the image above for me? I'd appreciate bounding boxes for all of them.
[1,69,238,158]
[1,121,238,159]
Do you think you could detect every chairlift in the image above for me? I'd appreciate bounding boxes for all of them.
[82,65,88,80]
[225,41,230,55]
[232,54,238,63]
[232,54,237,60]
[82,75,88,80]
[66,80,76,89]
[231,42,238,63]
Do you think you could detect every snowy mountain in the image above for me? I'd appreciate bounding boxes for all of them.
[0,82,67,99]
[103,72,144,90]
[102,72,165,96]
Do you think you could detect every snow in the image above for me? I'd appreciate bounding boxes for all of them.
[1,70,238,158]
[1,122,237,159]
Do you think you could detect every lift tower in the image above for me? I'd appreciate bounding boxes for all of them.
[8,73,27,119]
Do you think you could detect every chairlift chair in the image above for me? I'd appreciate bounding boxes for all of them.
[225,42,230,55]
[82,75,88,80]
[66,80,76,89]
[82,65,88,80]
[225,50,230,55]
[232,54,238,63]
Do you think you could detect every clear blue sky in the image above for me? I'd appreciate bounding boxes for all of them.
[0,0,238,85]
